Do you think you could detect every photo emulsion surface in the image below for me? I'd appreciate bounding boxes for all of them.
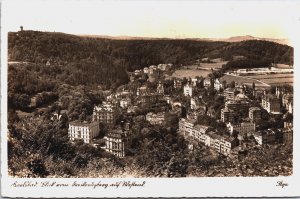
[7,31,294,178]
[4,1,294,180]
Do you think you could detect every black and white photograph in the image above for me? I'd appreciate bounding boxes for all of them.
[1,0,300,197]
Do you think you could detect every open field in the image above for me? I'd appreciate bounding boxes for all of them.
[171,69,211,79]
[276,64,293,69]
[259,78,293,86]
[199,61,228,69]
[245,73,293,86]
[220,74,270,88]
[221,73,293,88]
[246,73,293,80]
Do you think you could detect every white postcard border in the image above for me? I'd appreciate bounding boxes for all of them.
[1,0,300,197]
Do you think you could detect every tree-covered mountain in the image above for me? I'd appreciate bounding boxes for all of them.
[8,30,293,88]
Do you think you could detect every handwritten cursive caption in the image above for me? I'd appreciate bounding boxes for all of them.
[276,180,288,188]
[11,180,146,189]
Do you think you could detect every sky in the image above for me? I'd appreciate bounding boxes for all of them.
[2,0,300,40]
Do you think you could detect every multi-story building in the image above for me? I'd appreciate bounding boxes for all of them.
[174,78,183,89]
[282,93,293,108]
[120,98,131,109]
[143,67,149,74]
[214,78,223,91]
[190,125,210,143]
[261,94,281,114]
[146,112,165,125]
[223,88,237,101]
[253,129,278,145]
[179,118,196,138]
[288,101,293,114]
[158,64,170,71]
[104,129,129,158]
[221,108,235,123]
[186,110,199,120]
[190,97,206,111]
[249,107,261,122]
[136,86,149,96]
[281,128,293,144]
[68,121,100,144]
[93,102,118,126]
[148,65,157,75]
[184,84,193,96]
[227,122,256,135]
[134,70,142,76]
[225,100,249,112]
[157,81,164,95]
[191,78,198,87]
[205,132,239,156]
[137,93,161,106]
[203,78,212,88]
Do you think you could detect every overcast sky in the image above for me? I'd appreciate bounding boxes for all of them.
[2,0,300,40]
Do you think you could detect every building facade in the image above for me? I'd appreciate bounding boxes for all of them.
[68,121,100,144]
[93,102,118,126]
[120,98,131,109]
[184,84,193,96]
[249,107,261,122]
[227,122,256,135]
[104,129,129,157]
[146,112,165,125]
[203,78,212,88]
[174,79,182,89]
[157,81,164,95]
[221,108,235,123]
[214,78,223,91]
[254,129,278,145]
[261,94,281,114]
[179,118,196,138]
[223,88,237,101]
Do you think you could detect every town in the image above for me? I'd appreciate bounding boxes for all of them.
[7,29,294,177]
[66,61,293,162]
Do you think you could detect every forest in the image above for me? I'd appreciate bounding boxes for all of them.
[8,31,293,89]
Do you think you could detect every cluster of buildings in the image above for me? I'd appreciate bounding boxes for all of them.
[178,78,293,157]
[131,63,173,82]
[146,112,166,125]
[66,59,293,160]
[67,75,172,157]
[179,119,239,156]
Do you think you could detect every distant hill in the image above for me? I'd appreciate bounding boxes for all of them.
[79,34,290,45]
[8,30,293,88]
[211,35,289,46]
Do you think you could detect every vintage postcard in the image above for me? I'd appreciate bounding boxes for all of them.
[1,0,300,197]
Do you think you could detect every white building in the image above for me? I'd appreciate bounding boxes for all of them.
[179,118,196,138]
[214,78,223,91]
[146,112,165,125]
[120,98,131,109]
[68,121,100,144]
[249,107,261,122]
[184,84,193,96]
[191,78,198,87]
[261,94,281,114]
[203,78,211,88]
[143,67,149,74]
[105,129,129,157]
[134,70,142,75]
[157,81,164,95]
